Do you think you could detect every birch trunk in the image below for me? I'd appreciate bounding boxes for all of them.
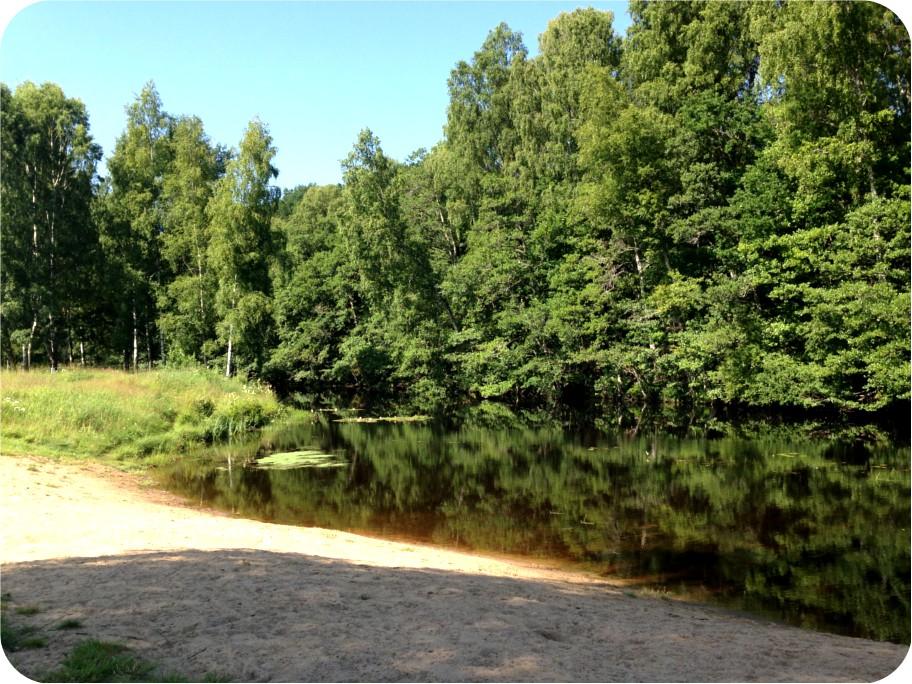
[146,322,152,370]
[632,241,646,299]
[225,324,233,377]
[632,240,656,351]
[197,249,207,363]
[196,241,206,320]
[27,316,37,370]
[132,308,139,371]
[47,312,57,370]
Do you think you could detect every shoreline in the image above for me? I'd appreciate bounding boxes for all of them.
[2,453,908,681]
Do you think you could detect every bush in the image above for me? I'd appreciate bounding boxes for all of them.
[205,394,281,442]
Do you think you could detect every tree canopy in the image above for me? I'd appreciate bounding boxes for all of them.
[2,1,908,433]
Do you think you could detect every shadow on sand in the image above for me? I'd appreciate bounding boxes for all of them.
[2,549,907,682]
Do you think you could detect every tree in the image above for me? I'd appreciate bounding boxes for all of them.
[2,2,908,430]
[0,81,101,369]
[446,22,526,175]
[623,0,759,110]
[104,81,173,369]
[334,131,454,409]
[269,183,356,397]
[207,119,280,377]
[158,115,221,363]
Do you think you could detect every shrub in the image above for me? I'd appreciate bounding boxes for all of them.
[206,394,281,442]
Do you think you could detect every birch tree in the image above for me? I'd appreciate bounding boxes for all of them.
[207,119,279,377]
[104,82,172,369]
[0,82,100,369]
[158,115,221,362]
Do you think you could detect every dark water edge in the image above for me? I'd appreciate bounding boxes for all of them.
[154,411,911,644]
[282,392,912,444]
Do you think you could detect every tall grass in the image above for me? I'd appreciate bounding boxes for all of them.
[0,367,283,466]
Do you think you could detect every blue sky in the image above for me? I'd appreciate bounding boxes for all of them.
[1,1,630,188]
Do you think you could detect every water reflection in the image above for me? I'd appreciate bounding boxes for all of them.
[156,414,910,643]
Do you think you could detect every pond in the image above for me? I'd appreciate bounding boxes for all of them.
[155,412,911,644]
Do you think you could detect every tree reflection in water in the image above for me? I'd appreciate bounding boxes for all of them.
[157,414,910,643]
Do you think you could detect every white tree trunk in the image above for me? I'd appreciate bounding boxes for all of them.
[632,242,646,299]
[225,324,233,378]
[26,316,37,370]
[47,312,56,370]
[197,250,206,319]
[132,308,139,371]
[146,323,152,370]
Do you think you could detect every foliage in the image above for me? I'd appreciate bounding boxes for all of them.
[0,82,101,371]
[1,1,909,432]
[207,119,280,377]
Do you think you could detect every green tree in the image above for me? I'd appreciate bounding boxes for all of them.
[446,22,526,175]
[207,119,280,377]
[104,82,173,369]
[158,115,221,363]
[0,81,101,369]
[334,131,452,409]
[624,0,760,110]
[269,183,357,397]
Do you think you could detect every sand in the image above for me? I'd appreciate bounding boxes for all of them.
[1,454,908,682]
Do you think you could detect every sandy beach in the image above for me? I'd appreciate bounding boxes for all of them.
[1,454,908,681]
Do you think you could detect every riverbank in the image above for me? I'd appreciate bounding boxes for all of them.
[1,454,907,682]
[0,368,283,467]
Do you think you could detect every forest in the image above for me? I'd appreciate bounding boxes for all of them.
[1,1,910,433]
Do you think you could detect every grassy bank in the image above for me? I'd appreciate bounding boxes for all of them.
[0,368,283,468]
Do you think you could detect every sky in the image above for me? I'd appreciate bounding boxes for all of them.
[0,1,631,189]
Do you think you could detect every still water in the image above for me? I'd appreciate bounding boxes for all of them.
[155,413,910,643]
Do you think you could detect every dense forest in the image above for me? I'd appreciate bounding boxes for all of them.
[1,1,910,432]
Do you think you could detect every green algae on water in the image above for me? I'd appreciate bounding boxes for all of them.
[254,449,347,470]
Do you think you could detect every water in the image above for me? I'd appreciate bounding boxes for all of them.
[155,413,911,643]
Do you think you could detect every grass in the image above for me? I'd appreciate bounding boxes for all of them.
[1,620,48,651]
[635,586,673,601]
[55,619,83,630]
[2,591,216,682]
[43,639,229,682]
[45,640,155,682]
[1,594,47,652]
[0,367,283,468]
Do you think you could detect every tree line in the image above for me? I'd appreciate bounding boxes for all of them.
[2,1,909,431]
